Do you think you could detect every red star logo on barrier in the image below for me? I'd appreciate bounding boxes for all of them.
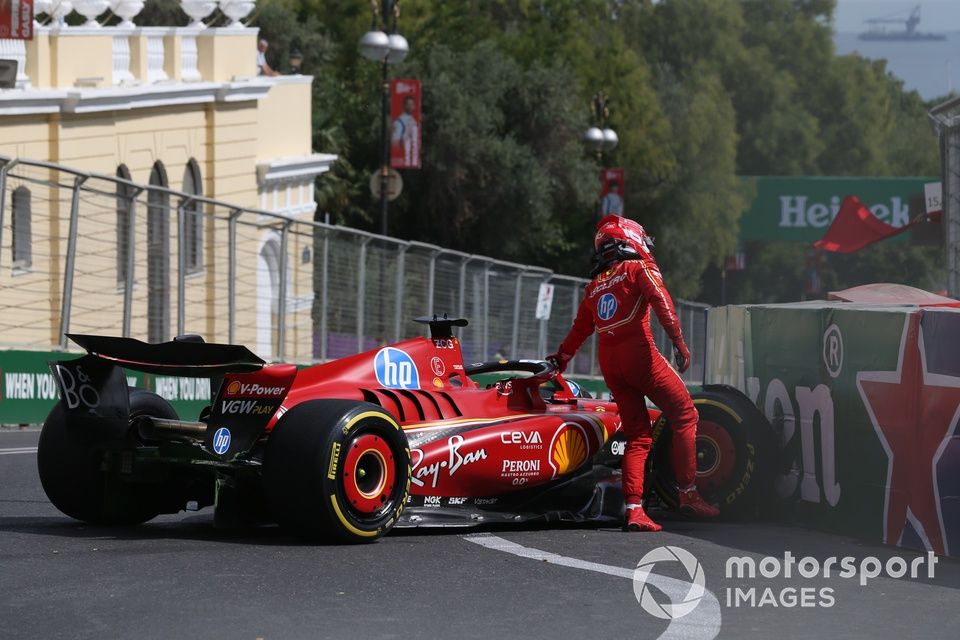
[856,314,960,555]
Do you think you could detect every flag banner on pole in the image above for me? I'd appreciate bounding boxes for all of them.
[390,79,421,169]
[0,0,33,40]
[599,168,624,217]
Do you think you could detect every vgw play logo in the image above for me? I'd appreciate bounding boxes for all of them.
[375,347,420,390]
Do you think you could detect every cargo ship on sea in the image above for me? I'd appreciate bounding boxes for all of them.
[858,4,946,41]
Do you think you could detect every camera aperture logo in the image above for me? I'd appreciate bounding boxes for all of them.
[632,546,706,620]
[631,546,940,620]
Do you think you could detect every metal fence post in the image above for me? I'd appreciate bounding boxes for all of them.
[427,249,438,327]
[121,187,144,337]
[277,220,291,361]
[929,96,960,297]
[457,256,470,319]
[59,175,88,349]
[176,198,193,337]
[227,209,241,344]
[393,243,407,341]
[319,224,330,361]
[510,269,523,358]
[0,161,8,270]
[356,237,370,353]
[482,262,491,360]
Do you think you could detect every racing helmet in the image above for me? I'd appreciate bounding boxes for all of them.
[593,214,653,264]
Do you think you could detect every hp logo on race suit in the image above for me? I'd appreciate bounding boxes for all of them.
[212,428,232,455]
[375,347,420,390]
[597,293,618,321]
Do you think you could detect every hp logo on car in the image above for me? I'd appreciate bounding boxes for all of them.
[212,428,231,455]
[597,293,618,321]
[375,347,420,390]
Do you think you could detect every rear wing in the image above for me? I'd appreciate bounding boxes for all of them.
[66,334,265,377]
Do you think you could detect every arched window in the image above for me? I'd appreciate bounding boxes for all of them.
[11,186,31,270]
[181,159,203,274]
[116,165,133,285]
[257,233,282,359]
[147,161,170,343]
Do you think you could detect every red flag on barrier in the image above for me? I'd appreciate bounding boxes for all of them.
[814,195,933,253]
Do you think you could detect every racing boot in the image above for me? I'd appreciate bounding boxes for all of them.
[624,504,662,532]
[678,487,720,518]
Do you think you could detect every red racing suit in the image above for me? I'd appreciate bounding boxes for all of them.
[557,257,697,504]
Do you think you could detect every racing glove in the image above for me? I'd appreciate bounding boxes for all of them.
[672,337,691,374]
[546,351,573,374]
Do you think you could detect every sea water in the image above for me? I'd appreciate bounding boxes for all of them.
[834,31,960,101]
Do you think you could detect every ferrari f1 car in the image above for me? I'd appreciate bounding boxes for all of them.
[38,317,776,543]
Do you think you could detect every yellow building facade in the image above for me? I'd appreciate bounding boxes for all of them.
[0,17,335,361]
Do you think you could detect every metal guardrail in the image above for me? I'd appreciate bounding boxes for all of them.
[0,155,708,383]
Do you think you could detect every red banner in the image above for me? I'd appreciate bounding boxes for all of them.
[598,168,624,217]
[390,79,421,169]
[0,0,33,40]
[814,195,938,253]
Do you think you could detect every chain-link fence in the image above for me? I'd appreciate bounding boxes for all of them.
[0,155,708,383]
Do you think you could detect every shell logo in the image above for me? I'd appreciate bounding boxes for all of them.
[225,380,241,395]
[550,423,588,477]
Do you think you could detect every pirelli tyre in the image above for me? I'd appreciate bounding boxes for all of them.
[38,388,178,525]
[263,400,411,543]
[648,385,777,519]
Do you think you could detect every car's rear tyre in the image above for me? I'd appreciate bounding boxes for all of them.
[38,388,178,525]
[648,385,777,519]
[262,400,410,543]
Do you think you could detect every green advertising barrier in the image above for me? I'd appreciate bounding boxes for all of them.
[707,302,960,556]
[739,176,936,242]
[0,350,213,425]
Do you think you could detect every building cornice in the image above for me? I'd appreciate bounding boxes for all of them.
[257,153,339,185]
[0,77,302,115]
[0,90,70,115]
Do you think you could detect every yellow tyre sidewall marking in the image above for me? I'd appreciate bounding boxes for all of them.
[329,409,406,538]
[693,398,742,424]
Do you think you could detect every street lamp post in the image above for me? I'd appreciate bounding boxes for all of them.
[583,92,618,163]
[584,92,619,219]
[359,0,409,237]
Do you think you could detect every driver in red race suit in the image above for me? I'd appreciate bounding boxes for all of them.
[548,215,719,532]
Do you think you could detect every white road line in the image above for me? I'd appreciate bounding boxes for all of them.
[0,447,38,455]
[463,534,722,640]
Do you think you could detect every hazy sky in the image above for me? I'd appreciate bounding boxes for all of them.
[834,1,960,33]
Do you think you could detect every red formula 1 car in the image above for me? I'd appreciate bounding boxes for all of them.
[38,317,775,542]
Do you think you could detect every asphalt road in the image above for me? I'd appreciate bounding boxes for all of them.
[2,428,959,640]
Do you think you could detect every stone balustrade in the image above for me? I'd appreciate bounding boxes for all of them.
[0,0,260,90]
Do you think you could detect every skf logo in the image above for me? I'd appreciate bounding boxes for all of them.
[375,347,420,390]
[597,293,618,321]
